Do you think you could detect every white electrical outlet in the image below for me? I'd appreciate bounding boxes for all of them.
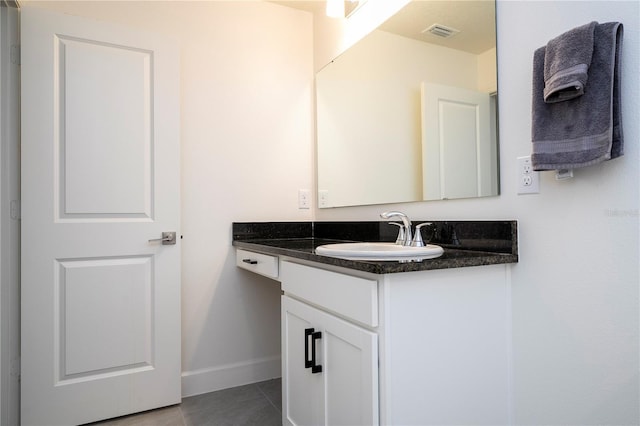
[298,189,310,209]
[517,156,540,194]
[318,190,329,208]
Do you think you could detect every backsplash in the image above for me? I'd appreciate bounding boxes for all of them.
[233,220,517,256]
[232,222,312,240]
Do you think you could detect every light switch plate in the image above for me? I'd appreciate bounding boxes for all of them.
[298,189,310,209]
[318,190,329,208]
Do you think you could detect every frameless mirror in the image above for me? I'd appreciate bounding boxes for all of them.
[316,0,498,208]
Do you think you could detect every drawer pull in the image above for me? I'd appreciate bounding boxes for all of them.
[242,258,258,265]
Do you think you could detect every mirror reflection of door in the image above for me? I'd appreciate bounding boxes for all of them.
[421,83,493,200]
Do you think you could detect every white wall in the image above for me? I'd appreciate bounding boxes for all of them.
[24,0,314,397]
[501,3,638,423]
[316,1,639,424]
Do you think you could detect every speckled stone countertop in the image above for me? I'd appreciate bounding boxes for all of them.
[232,221,518,275]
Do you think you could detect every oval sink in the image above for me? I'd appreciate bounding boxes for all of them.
[315,242,443,261]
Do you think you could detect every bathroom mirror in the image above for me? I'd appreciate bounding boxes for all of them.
[316,0,498,208]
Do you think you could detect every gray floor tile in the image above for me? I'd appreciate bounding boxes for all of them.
[256,378,282,413]
[182,399,280,426]
[181,383,263,414]
[182,383,281,426]
[89,405,184,426]
[88,380,282,426]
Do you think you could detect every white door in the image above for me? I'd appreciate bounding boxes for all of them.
[21,8,180,425]
[421,83,491,200]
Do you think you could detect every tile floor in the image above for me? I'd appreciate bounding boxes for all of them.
[90,379,282,426]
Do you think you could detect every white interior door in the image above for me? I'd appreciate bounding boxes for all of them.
[21,8,180,425]
[421,83,491,200]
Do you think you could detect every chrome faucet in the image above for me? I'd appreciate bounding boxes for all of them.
[381,211,412,246]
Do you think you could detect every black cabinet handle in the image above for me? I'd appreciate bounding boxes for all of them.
[304,328,314,368]
[242,258,258,265]
[310,331,322,373]
[304,327,322,374]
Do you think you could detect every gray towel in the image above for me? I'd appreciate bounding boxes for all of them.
[543,21,597,103]
[531,22,624,171]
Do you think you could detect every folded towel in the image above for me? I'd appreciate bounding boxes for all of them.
[531,22,624,171]
[543,21,597,103]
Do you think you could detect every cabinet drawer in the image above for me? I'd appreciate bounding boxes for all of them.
[281,261,378,327]
[236,249,279,279]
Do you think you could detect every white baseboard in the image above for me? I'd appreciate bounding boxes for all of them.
[181,355,281,398]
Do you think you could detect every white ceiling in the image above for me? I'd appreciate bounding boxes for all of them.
[270,0,496,55]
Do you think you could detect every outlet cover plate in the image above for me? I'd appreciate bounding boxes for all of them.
[517,156,540,194]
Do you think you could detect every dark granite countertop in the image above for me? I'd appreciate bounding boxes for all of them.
[232,221,518,275]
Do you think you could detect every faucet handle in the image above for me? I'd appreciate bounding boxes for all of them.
[411,222,432,247]
[388,222,405,245]
[380,211,412,246]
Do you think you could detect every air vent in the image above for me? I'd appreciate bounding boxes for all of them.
[422,23,460,38]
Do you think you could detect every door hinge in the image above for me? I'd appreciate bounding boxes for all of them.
[10,200,20,220]
[11,355,20,380]
[10,45,20,65]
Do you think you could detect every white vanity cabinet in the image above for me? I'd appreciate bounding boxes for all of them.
[278,258,512,426]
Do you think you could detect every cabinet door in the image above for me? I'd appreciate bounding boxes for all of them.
[282,296,324,426]
[321,305,379,426]
[282,296,379,426]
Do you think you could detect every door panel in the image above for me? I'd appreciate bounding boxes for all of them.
[60,36,153,218]
[21,8,180,425]
[58,256,153,379]
[440,100,479,199]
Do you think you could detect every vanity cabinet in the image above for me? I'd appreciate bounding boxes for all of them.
[278,258,511,426]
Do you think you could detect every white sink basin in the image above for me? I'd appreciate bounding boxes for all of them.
[315,242,444,261]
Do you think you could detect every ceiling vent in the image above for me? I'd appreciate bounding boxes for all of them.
[422,23,460,38]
